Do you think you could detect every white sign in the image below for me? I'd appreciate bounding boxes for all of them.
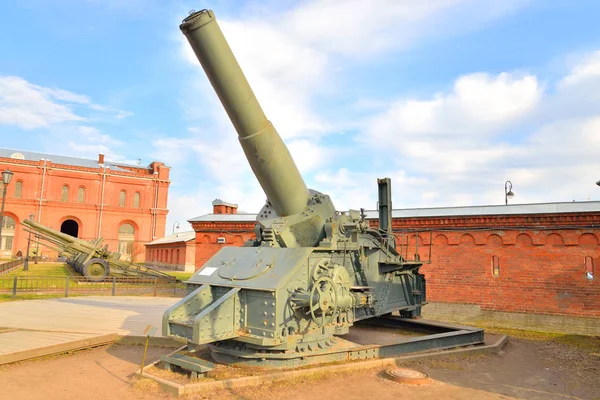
[199,267,218,276]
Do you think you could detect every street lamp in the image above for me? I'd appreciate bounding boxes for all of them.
[0,169,14,254]
[24,214,34,271]
[172,221,180,234]
[505,180,514,205]
[596,180,600,187]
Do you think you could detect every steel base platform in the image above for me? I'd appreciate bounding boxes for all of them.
[162,317,485,373]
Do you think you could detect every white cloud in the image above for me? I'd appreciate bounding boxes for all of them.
[283,0,529,56]
[559,50,600,88]
[356,51,600,208]
[77,126,124,146]
[0,75,131,129]
[369,72,541,140]
[68,142,111,155]
[0,76,85,129]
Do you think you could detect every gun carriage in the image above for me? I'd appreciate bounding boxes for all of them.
[161,9,484,374]
[21,219,175,282]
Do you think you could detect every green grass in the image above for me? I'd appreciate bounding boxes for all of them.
[483,326,600,352]
[1,262,73,277]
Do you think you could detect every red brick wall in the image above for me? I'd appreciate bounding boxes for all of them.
[0,155,170,262]
[385,213,600,318]
[190,221,255,269]
[145,241,195,268]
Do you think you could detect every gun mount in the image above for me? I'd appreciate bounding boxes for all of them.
[163,9,427,368]
[22,219,176,282]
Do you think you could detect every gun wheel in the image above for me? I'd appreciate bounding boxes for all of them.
[309,276,338,327]
[83,258,110,281]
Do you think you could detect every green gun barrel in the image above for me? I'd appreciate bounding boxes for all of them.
[180,9,309,217]
[22,219,81,246]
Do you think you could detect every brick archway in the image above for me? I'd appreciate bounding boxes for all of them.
[60,219,79,238]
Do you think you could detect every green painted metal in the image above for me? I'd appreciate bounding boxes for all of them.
[180,9,308,217]
[164,9,428,367]
[160,353,215,378]
[208,318,485,368]
[21,219,175,282]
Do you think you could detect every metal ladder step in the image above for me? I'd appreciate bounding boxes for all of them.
[160,353,215,378]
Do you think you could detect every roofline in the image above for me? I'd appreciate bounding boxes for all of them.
[188,201,600,222]
[0,147,166,170]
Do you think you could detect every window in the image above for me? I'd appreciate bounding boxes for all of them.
[61,185,69,202]
[1,216,15,252]
[2,216,16,229]
[119,223,135,235]
[119,190,126,207]
[77,187,85,203]
[118,241,134,255]
[118,223,135,260]
[491,255,500,277]
[585,256,594,280]
[133,192,140,208]
[14,181,22,198]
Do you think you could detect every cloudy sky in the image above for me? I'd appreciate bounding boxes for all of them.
[1,0,600,234]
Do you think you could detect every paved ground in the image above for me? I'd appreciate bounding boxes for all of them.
[0,296,178,363]
[1,296,597,399]
[1,338,598,400]
[0,296,177,334]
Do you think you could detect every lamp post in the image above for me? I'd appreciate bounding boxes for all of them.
[0,169,14,254]
[504,180,514,205]
[24,213,34,271]
[172,221,180,234]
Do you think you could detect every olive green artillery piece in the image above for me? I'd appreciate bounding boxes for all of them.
[162,9,434,369]
[21,219,176,282]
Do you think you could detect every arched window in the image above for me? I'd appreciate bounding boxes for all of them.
[119,223,135,235]
[1,216,16,253]
[61,185,69,202]
[491,255,500,277]
[133,192,141,208]
[118,223,135,260]
[119,190,126,207]
[77,187,85,203]
[14,181,22,198]
[585,256,594,280]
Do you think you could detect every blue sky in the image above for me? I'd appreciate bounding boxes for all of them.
[1,0,600,235]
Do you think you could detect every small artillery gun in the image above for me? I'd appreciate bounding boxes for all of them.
[162,9,445,370]
[22,219,176,282]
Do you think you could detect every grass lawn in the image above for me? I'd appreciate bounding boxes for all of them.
[1,262,74,277]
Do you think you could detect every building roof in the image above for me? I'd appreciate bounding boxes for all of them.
[145,231,196,245]
[188,213,257,223]
[212,198,238,208]
[0,147,146,173]
[383,201,600,219]
[189,201,600,223]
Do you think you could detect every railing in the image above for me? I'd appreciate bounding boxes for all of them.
[0,259,24,275]
[0,275,186,300]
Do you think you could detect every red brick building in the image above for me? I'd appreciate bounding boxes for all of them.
[0,148,170,262]
[187,200,599,334]
[145,230,196,272]
[188,199,255,268]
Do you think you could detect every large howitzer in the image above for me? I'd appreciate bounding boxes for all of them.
[22,219,176,282]
[163,9,427,367]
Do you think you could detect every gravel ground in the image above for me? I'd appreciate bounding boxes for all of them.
[1,334,598,400]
